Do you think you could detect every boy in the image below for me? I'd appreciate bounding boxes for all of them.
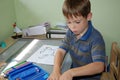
[48,0,106,80]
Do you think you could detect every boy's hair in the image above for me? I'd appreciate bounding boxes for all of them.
[62,0,91,18]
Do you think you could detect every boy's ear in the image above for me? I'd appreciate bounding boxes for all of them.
[87,12,92,21]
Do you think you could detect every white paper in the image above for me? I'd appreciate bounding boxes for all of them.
[22,26,46,36]
[29,26,46,35]
[27,45,58,65]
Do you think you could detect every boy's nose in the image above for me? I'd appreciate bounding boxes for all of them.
[70,23,76,29]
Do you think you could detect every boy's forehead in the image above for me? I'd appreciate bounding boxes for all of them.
[65,13,82,18]
[65,15,84,20]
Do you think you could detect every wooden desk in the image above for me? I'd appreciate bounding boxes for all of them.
[0,37,17,54]
[22,34,47,39]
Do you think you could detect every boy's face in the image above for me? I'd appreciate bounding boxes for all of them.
[66,15,90,36]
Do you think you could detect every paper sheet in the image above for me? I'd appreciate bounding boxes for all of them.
[27,45,58,65]
[22,26,46,36]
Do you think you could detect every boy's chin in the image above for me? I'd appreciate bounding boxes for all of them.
[75,34,81,37]
[74,33,80,36]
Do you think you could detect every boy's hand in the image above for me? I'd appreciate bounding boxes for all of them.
[59,70,73,80]
[47,71,61,80]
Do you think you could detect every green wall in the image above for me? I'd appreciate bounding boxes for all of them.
[0,0,120,59]
[14,0,64,28]
[0,0,16,40]
[14,0,120,59]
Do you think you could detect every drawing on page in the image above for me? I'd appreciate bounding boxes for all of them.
[27,45,59,65]
[38,46,56,59]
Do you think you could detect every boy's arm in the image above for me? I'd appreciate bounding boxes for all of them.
[60,62,104,80]
[53,48,66,73]
[70,62,104,76]
[47,48,66,80]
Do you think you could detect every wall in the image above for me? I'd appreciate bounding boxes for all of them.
[0,0,120,59]
[0,0,16,40]
[14,0,120,59]
[14,0,64,28]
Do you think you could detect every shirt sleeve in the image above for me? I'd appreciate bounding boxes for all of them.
[91,35,106,63]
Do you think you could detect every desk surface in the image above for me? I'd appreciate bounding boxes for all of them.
[0,38,71,76]
[0,37,17,54]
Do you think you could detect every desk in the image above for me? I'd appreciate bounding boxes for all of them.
[0,37,17,54]
[0,38,72,76]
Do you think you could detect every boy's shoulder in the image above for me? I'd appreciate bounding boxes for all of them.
[90,27,104,42]
[92,27,103,37]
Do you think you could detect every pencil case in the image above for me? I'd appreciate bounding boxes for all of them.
[4,61,49,80]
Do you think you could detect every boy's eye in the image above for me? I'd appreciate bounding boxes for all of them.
[75,21,81,24]
[66,21,71,24]
[66,20,81,24]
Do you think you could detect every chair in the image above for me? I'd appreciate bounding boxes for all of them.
[101,42,120,80]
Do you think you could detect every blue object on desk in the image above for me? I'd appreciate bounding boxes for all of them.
[5,61,49,80]
[0,41,6,48]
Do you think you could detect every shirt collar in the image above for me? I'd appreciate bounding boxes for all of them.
[80,21,93,41]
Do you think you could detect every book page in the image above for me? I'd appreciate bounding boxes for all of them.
[27,45,58,65]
